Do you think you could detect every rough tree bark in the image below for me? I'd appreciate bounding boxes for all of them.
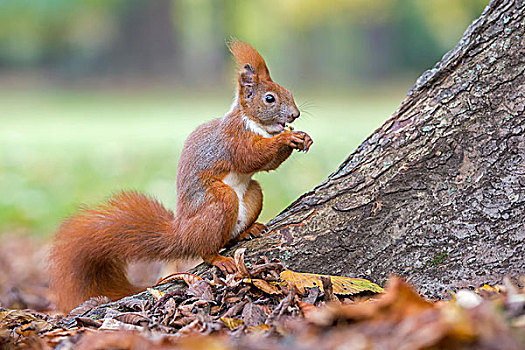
[204,0,524,298]
[86,1,523,317]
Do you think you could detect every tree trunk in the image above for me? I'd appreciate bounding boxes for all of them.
[195,0,525,298]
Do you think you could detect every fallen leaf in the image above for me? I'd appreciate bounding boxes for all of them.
[297,300,318,319]
[246,323,271,334]
[187,280,214,301]
[220,317,244,330]
[75,316,102,328]
[250,279,282,295]
[0,309,40,325]
[242,303,266,327]
[478,284,500,293]
[0,309,52,344]
[118,297,149,311]
[234,248,250,278]
[43,328,94,348]
[99,318,145,331]
[68,296,113,317]
[178,318,204,335]
[308,276,433,325]
[147,288,166,301]
[280,269,384,295]
[113,312,151,326]
[154,272,203,287]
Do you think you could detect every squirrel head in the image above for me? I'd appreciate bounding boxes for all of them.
[228,39,300,135]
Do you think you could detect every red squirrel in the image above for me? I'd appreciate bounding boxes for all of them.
[49,40,313,312]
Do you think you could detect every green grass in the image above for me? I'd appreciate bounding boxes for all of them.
[0,86,407,236]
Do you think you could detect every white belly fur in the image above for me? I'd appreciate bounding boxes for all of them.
[222,172,253,238]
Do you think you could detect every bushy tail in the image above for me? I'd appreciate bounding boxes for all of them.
[49,191,179,312]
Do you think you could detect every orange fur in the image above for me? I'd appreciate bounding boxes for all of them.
[50,191,177,311]
[243,180,263,226]
[50,40,312,312]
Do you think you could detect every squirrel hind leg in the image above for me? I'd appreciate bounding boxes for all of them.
[227,179,265,246]
[203,254,236,275]
[178,182,239,273]
[243,180,263,225]
[198,180,265,275]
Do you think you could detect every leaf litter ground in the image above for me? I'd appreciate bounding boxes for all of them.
[0,236,524,349]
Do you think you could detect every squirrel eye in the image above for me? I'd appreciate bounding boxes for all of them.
[265,94,276,104]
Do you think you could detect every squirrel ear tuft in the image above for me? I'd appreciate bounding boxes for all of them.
[228,39,272,81]
[244,64,255,74]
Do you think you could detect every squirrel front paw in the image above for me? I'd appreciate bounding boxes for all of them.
[239,222,267,240]
[283,131,313,152]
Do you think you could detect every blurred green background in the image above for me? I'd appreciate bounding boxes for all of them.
[0,0,487,237]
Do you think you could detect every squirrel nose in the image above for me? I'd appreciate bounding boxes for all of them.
[290,109,300,120]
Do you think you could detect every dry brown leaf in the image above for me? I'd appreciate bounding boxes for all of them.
[308,276,433,325]
[234,248,250,278]
[1,233,523,350]
[178,318,204,335]
[172,315,198,327]
[187,280,214,301]
[68,296,113,318]
[0,309,38,326]
[223,295,243,304]
[113,312,151,326]
[221,299,249,319]
[249,262,284,277]
[302,286,320,304]
[242,303,266,327]
[14,321,47,337]
[210,305,221,316]
[224,274,243,288]
[43,328,94,348]
[99,318,145,331]
[154,272,203,287]
[250,279,282,295]
[0,309,52,339]
[75,316,102,328]
[118,297,149,311]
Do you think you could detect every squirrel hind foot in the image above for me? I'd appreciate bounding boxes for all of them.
[204,254,237,275]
